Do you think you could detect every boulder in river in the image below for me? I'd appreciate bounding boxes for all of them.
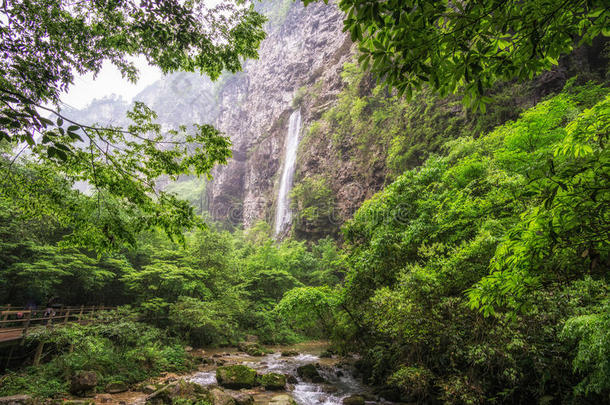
[342,395,365,405]
[70,370,98,396]
[209,388,236,405]
[216,365,258,389]
[296,364,325,383]
[320,384,339,394]
[268,394,297,405]
[238,342,270,356]
[258,373,287,390]
[280,351,299,357]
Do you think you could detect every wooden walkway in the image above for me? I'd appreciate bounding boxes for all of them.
[0,305,114,345]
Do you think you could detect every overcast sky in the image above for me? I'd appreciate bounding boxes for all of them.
[60,56,163,109]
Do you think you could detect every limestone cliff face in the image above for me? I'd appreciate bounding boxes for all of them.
[206,0,352,228]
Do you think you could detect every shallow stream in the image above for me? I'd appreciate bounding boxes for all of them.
[91,342,377,405]
[189,342,373,405]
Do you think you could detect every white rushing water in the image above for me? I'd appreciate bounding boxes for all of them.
[274,109,302,237]
[190,351,372,405]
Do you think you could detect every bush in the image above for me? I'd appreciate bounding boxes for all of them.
[0,310,193,398]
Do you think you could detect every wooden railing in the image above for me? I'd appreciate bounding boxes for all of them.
[0,305,115,344]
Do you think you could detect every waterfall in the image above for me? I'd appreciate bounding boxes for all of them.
[274,109,302,236]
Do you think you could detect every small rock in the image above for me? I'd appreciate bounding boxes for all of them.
[185,346,194,352]
[342,395,365,405]
[0,395,33,405]
[280,351,299,357]
[146,382,177,404]
[269,394,297,405]
[231,393,254,405]
[209,388,236,405]
[105,381,128,394]
[98,394,113,403]
[361,393,377,402]
[336,371,344,377]
[286,375,298,384]
[320,385,338,393]
[213,354,222,358]
[319,350,333,358]
[202,357,215,365]
[70,370,98,397]
[216,359,226,366]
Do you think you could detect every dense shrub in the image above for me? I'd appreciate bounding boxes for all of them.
[331,85,610,403]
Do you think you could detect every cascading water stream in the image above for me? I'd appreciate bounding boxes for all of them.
[190,350,373,405]
[274,109,302,237]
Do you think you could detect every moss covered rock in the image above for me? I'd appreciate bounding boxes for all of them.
[105,381,128,394]
[296,364,325,383]
[209,388,236,405]
[216,365,258,389]
[146,380,208,405]
[280,351,299,357]
[238,343,271,357]
[342,395,365,405]
[258,373,286,390]
[268,394,297,405]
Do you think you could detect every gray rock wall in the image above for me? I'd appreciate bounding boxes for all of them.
[206,0,351,228]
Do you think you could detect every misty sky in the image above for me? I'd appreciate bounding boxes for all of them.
[60,56,163,109]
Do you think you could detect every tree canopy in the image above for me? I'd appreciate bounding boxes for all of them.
[310,0,610,109]
[0,0,266,249]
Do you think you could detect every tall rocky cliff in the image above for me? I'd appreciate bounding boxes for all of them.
[205,0,352,229]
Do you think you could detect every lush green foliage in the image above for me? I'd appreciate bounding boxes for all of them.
[308,0,609,109]
[292,56,580,238]
[275,286,340,337]
[290,175,336,237]
[0,0,266,250]
[561,300,610,396]
[327,84,610,403]
[0,177,346,345]
[0,309,192,398]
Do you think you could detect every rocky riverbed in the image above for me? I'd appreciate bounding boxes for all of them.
[80,341,387,405]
